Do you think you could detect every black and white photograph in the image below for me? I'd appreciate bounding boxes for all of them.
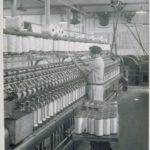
[2,0,149,150]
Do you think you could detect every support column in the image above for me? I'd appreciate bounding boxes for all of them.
[81,14,85,34]
[45,0,50,26]
[67,8,71,36]
[11,0,17,17]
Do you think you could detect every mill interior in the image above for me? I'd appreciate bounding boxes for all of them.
[3,0,149,150]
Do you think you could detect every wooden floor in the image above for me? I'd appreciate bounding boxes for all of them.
[76,86,149,150]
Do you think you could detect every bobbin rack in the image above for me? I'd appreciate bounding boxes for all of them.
[4,28,122,150]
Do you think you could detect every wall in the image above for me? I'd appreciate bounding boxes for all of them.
[85,13,149,55]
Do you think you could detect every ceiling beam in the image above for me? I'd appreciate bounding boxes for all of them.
[74,1,148,7]
[4,2,149,10]
[3,2,149,16]
[37,0,88,15]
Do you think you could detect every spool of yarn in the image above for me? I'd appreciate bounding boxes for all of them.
[43,39,49,52]
[45,39,49,51]
[83,43,87,51]
[86,43,90,51]
[22,36,29,53]
[78,42,81,51]
[64,57,72,62]
[39,38,42,51]
[110,115,117,134]
[72,42,76,51]
[57,40,61,51]
[68,41,71,51]
[58,28,64,37]
[74,42,77,51]
[64,41,68,51]
[75,112,83,134]
[39,38,43,51]
[81,34,85,39]
[81,42,84,51]
[104,38,108,43]
[99,36,104,42]
[94,114,103,136]
[7,35,16,53]
[63,41,65,51]
[100,44,111,51]
[60,40,64,51]
[48,39,53,51]
[62,41,65,51]
[16,36,23,53]
[34,38,38,51]
[35,38,39,51]
[79,42,82,51]
[29,36,35,51]
[76,42,80,51]
[82,112,88,133]
[43,39,47,52]
[67,41,70,51]
[49,25,57,36]
[74,33,77,39]
[79,34,82,39]
[103,114,111,135]
[87,111,95,134]
[61,40,65,51]
[73,41,76,51]
[35,38,40,51]
[33,110,38,128]
[55,27,59,36]
[54,40,58,51]
[41,25,47,33]
[5,16,24,31]
[70,41,74,51]
[74,42,77,52]
[75,34,79,39]
[3,34,8,53]
[57,28,61,37]
[56,40,60,51]
[61,29,64,37]
[70,32,75,38]
[63,30,68,37]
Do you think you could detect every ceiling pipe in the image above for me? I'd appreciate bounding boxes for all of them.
[11,0,17,17]
[74,2,148,7]
[57,0,88,16]
[36,0,88,16]
[4,4,148,13]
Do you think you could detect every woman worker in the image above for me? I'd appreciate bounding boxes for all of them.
[72,45,112,150]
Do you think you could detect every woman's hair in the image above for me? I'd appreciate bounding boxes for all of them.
[89,46,103,54]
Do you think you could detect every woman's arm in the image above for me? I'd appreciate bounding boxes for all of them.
[76,57,89,66]
[71,57,89,78]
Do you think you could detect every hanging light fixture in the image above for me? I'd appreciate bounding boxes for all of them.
[70,10,80,25]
